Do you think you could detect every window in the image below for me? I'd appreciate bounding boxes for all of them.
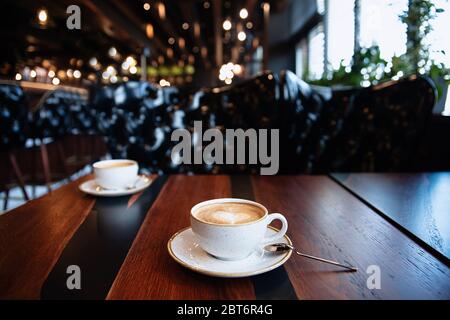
[307,23,325,80]
[327,0,355,69]
[427,0,450,116]
[444,93,450,116]
[427,0,450,67]
[308,0,409,74]
[298,0,450,99]
[295,40,307,78]
[316,0,326,15]
[360,0,408,61]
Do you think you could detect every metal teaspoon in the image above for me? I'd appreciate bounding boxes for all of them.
[264,243,358,271]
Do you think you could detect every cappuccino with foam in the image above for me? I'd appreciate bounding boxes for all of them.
[190,198,289,260]
[193,202,265,225]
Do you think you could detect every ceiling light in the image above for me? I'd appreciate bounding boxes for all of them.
[178,37,185,49]
[159,79,171,87]
[15,73,22,81]
[129,66,137,74]
[158,2,166,19]
[223,20,232,31]
[225,78,232,85]
[48,70,55,78]
[167,48,174,59]
[168,37,175,45]
[203,1,210,9]
[108,47,117,57]
[239,8,248,19]
[30,70,37,78]
[201,47,208,58]
[42,60,51,68]
[73,70,81,79]
[67,69,73,77]
[146,23,154,38]
[225,70,234,79]
[106,66,116,74]
[57,70,66,79]
[143,2,150,11]
[38,8,48,24]
[194,22,200,38]
[52,77,60,85]
[122,61,130,70]
[110,75,118,83]
[252,37,260,48]
[89,57,98,66]
[238,31,246,41]
[125,56,137,67]
[233,64,243,75]
[182,22,189,30]
[246,21,253,29]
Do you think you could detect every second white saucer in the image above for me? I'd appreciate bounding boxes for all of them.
[79,175,153,197]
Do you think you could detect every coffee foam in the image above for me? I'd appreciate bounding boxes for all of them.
[95,161,134,168]
[193,203,264,225]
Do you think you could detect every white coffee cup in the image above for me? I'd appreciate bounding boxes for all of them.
[93,159,138,190]
[190,198,288,260]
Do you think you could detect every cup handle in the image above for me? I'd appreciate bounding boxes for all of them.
[261,213,288,244]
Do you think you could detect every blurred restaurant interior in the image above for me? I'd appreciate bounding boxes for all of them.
[1,0,450,212]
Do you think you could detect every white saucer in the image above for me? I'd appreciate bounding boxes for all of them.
[167,226,292,278]
[79,175,153,197]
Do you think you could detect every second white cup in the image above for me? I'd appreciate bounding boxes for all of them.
[93,159,138,190]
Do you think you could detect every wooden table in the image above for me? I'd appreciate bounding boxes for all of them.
[332,173,450,263]
[1,174,449,300]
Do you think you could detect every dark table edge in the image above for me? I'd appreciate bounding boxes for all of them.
[230,175,299,300]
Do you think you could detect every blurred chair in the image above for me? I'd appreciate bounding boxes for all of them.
[65,89,102,169]
[0,84,29,209]
[96,72,436,175]
[319,74,436,172]
[30,87,101,191]
[96,82,174,173]
[279,71,437,173]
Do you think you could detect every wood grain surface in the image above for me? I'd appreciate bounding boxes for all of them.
[1,174,449,300]
[0,175,94,299]
[107,175,256,299]
[331,173,450,262]
[251,175,450,299]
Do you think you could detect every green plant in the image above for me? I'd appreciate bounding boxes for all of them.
[395,0,450,96]
[309,0,450,94]
[310,46,391,87]
[401,0,440,74]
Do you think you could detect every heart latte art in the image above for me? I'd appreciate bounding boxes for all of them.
[193,203,265,225]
